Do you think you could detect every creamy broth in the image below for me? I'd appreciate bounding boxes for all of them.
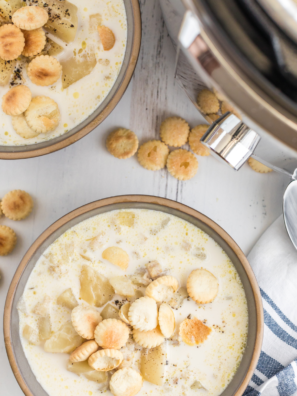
[0,0,127,146]
[18,209,248,396]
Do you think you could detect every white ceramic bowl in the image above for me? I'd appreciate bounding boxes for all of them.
[4,195,263,396]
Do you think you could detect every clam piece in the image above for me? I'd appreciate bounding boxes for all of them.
[89,13,102,33]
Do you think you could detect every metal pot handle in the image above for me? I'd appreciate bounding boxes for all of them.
[200,113,260,171]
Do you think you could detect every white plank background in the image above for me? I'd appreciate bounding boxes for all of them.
[0,0,290,394]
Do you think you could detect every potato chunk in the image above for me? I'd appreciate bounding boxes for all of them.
[116,212,135,227]
[61,52,97,89]
[140,344,167,386]
[0,0,23,21]
[100,303,119,320]
[0,59,16,86]
[57,288,78,310]
[0,14,6,27]
[191,380,207,390]
[84,371,108,383]
[80,265,114,307]
[67,361,108,383]
[39,315,52,341]
[44,321,83,353]
[23,324,40,346]
[38,0,78,43]
[102,247,129,270]
[47,38,64,57]
[127,289,143,303]
[24,37,63,61]
[109,276,135,298]
[67,360,93,374]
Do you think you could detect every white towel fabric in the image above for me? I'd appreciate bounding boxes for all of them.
[245,216,297,396]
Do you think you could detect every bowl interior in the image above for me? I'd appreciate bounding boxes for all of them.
[0,0,138,157]
[8,200,260,396]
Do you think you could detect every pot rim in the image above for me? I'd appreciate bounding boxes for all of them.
[3,194,263,396]
[0,0,141,160]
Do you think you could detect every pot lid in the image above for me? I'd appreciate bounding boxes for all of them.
[178,0,297,151]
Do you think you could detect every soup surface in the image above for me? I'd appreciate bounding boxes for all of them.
[0,0,127,146]
[18,209,248,396]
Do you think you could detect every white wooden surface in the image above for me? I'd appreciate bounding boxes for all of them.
[0,0,290,394]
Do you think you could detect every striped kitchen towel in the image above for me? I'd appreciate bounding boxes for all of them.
[244,216,297,396]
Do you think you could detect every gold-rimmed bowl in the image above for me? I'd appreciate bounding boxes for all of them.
[0,0,141,160]
[4,195,263,396]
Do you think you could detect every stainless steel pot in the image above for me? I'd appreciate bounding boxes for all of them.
[159,0,297,174]
[0,0,141,160]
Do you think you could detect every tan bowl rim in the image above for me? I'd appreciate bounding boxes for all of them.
[3,195,263,396]
[0,0,141,160]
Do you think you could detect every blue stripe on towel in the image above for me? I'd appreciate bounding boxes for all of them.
[243,386,260,396]
[243,386,253,395]
[257,351,284,378]
[261,289,297,333]
[252,374,264,386]
[264,310,297,348]
[277,363,297,396]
